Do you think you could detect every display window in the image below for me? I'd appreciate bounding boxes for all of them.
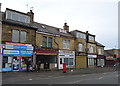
[2,56,12,72]
[64,58,74,65]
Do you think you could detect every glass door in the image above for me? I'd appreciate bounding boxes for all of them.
[12,57,20,71]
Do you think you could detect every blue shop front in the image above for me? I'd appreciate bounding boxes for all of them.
[2,42,33,72]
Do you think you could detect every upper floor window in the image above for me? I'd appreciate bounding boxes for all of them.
[12,30,26,43]
[98,48,102,55]
[42,37,52,48]
[89,45,94,53]
[76,32,86,39]
[78,43,83,51]
[42,36,47,47]
[89,36,94,41]
[48,37,52,48]
[6,10,30,23]
[63,40,70,49]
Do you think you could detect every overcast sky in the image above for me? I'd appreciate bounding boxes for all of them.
[0,0,119,50]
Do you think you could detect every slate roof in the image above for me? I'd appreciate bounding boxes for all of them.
[33,22,75,38]
[96,41,105,47]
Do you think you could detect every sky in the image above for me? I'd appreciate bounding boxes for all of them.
[0,0,119,50]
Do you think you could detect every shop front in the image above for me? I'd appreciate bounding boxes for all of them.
[35,48,57,70]
[58,50,75,69]
[87,54,97,67]
[75,52,87,69]
[97,55,105,67]
[2,42,33,72]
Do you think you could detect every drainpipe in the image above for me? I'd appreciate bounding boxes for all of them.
[86,31,89,68]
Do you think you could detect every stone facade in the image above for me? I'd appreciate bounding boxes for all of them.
[2,24,36,45]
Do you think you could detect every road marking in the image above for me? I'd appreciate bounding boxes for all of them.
[29,78,32,80]
[98,77,103,79]
[103,73,107,74]
[82,75,86,77]
[116,75,119,77]
[48,76,52,77]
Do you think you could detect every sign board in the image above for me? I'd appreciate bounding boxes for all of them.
[88,55,97,58]
[6,42,32,46]
[5,45,33,50]
[2,68,12,72]
[2,49,33,56]
[35,49,57,55]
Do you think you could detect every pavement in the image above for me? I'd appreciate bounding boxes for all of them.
[2,66,119,78]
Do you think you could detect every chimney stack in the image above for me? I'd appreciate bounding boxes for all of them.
[27,10,34,23]
[63,22,69,32]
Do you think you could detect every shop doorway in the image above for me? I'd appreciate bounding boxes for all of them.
[12,57,20,71]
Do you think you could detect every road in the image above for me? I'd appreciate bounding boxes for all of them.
[2,71,119,84]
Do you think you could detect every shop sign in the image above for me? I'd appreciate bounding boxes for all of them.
[76,52,86,56]
[20,50,33,55]
[59,54,75,57]
[88,55,97,58]
[6,42,32,46]
[35,49,57,55]
[2,49,33,55]
[5,45,33,50]
[3,49,19,55]
[2,68,12,72]
[59,50,75,54]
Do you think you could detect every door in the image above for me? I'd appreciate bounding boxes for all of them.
[12,57,20,71]
[59,58,63,69]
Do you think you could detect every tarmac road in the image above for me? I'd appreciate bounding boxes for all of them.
[2,71,119,84]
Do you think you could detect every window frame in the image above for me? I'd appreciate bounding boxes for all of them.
[78,43,83,52]
[12,29,27,43]
[48,37,52,48]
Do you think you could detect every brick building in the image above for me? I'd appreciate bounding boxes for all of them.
[0,6,105,72]
[1,8,37,72]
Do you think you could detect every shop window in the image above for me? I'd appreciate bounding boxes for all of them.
[49,56,56,63]
[2,56,12,69]
[48,37,52,48]
[64,58,68,65]
[64,58,74,65]
[88,58,94,66]
[42,36,47,47]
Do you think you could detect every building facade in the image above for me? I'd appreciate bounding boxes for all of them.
[0,6,105,72]
[96,42,105,67]
[34,22,75,70]
[1,8,37,72]
[71,30,87,68]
